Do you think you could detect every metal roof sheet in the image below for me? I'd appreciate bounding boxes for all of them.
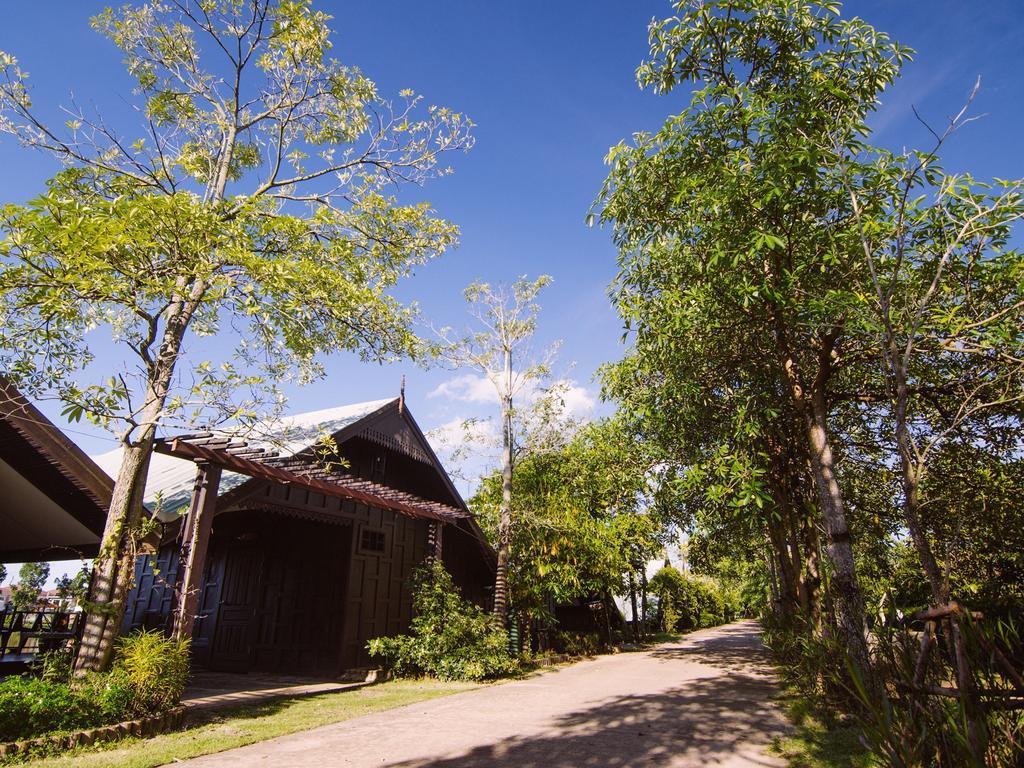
[92,399,393,516]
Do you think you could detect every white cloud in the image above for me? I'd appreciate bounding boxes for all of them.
[429,372,596,418]
[427,416,498,450]
[428,373,495,404]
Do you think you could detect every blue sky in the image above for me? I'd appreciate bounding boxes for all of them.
[1,2,1022,580]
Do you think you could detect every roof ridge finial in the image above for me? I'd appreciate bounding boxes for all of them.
[399,375,406,415]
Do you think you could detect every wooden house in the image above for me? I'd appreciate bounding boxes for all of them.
[109,398,495,676]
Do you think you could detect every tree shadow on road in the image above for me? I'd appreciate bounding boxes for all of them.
[648,622,777,677]
[389,624,788,768]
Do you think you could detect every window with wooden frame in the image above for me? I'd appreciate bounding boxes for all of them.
[359,527,387,555]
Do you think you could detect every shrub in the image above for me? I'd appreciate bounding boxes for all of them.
[0,676,102,741]
[555,631,600,656]
[649,567,728,632]
[368,562,520,681]
[760,612,855,718]
[31,646,74,683]
[109,629,190,717]
[0,630,189,743]
[853,614,1024,766]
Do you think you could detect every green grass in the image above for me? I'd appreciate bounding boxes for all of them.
[5,679,478,768]
[770,693,871,768]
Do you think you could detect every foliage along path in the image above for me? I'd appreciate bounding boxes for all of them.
[174,621,788,768]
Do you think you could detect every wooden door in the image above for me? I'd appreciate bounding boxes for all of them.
[209,543,262,672]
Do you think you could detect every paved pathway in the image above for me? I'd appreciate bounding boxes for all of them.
[172,620,790,768]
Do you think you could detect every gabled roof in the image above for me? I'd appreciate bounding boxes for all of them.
[92,398,393,515]
[0,377,112,561]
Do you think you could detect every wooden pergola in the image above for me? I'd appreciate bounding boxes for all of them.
[154,432,467,640]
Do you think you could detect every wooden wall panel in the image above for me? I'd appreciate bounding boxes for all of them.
[340,500,429,669]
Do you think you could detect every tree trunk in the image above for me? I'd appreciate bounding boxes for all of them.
[602,594,614,647]
[639,568,648,641]
[800,509,824,633]
[776,324,875,689]
[78,443,150,667]
[628,571,639,642]
[765,549,781,614]
[804,392,874,688]
[74,288,204,674]
[893,372,947,605]
[492,348,514,621]
[766,516,801,623]
[75,431,154,673]
[74,112,236,674]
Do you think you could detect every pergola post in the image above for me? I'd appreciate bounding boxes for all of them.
[172,462,221,642]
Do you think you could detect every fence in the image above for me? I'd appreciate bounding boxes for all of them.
[0,608,83,666]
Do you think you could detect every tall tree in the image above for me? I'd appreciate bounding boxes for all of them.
[434,276,553,620]
[840,94,1024,605]
[595,0,913,685]
[469,415,668,641]
[55,563,93,607]
[0,0,472,672]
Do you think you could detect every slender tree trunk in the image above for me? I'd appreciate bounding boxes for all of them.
[777,325,875,689]
[75,289,205,674]
[892,371,947,604]
[602,594,614,647]
[628,571,639,642]
[800,509,823,633]
[765,549,781,614]
[766,515,801,623]
[639,568,648,641]
[74,437,153,673]
[804,391,874,687]
[75,115,235,674]
[493,347,514,621]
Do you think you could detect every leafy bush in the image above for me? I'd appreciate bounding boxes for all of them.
[0,630,190,742]
[852,614,1024,767]
[555,631,600,656]
[760,613,856,718]
[649,566,728,632]
[31,647,74,683]
[0,676,102,741]
[108,629,190,717]
[368,562,520,681]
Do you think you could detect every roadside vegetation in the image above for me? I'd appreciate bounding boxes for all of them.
[0,631,188,745]
[594,0,1024,764]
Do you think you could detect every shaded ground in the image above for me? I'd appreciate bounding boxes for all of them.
[170,620,789,768]
[182,671,371,714]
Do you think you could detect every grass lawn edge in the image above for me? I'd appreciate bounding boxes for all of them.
[2,678,481,768]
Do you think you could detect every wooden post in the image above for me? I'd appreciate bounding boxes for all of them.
[426,521,444,564]
[172,463,221,642]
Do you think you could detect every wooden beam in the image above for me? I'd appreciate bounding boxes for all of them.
[173,463,221,642]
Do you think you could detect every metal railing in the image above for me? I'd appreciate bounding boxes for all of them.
[0,608,83,663]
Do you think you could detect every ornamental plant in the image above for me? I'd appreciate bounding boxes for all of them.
[367,562,520,682]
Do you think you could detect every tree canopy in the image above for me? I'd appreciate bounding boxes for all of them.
[0,0,473,672]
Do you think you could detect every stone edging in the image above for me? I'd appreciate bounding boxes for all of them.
[0,706,187,759]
